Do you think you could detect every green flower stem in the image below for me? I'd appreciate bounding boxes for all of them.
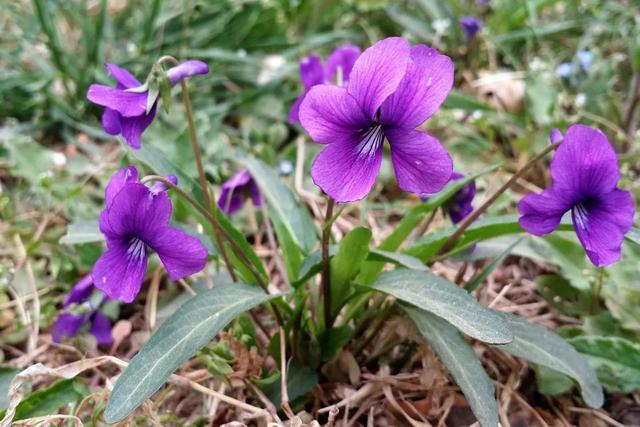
[436,141,562,257]
[156,55,238,283]
[141,175,284,327]
[321,198,335,329]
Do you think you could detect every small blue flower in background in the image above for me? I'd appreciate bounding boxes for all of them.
[459,16,482,41]
[556,62,572,78]
[576,50,593,71]
[279,160,294,176]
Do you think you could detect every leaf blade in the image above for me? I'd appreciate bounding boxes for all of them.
[105,283,281,423]
[405,306,499,427]
[370,270,512,344]
[496,313,603,408]
[239,153,316,253]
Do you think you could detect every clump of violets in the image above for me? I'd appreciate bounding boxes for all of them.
[518,124,635,266]
[444,172,476,224]
[288,44,361,124]
[217,169,262,215]
[52,275,113,345]
[87,60,209,148]
[459,16,482,41]
[92,166,208,302]
[299,37,454,203]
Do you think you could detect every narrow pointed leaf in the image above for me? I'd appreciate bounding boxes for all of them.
[465,237,522,291]
[60,220,103,245]
[495,313,603,408]
[105,283,281,423]
[239,153,316,253]
[359,164,499,283]
[405,214,573,263]
[370,270,512,344]
[405,306,499,427]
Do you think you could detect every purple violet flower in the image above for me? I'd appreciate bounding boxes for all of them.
[459,16,482,41]
[52,275,113,345]
[518,124,635,266]
[299,37,454,203]
[87,60,209,149]
[217,169,262,215]
[288,44,361,124]
[445,172,476,224]
[92,166,208,302]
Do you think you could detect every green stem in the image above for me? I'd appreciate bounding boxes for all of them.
[591,268,604,314]
[141,175,284,326]
[437,141,562,256]
[157,55,238,283]
[321,198,335,329]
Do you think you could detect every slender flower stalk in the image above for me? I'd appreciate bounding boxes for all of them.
[321,198,335,329]
[141,175,284,327]
[158,55,238,282]
[436,141,562,256]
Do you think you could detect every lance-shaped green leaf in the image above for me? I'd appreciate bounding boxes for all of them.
[405,306,499,427]
[370,270,512,344]
[358,165,498,284]
[367,250,426,271]
[330,227,371,316]
[495,313,603,408]
[625,228,640,246]
[104,283,281,423]
[239,153,316,253]
[59,220,103,245]
[465,237,522,291]
[294,246,425,287]
[405,214,573,262]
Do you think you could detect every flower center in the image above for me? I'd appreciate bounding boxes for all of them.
[573,203,589,230]
[126,237,147,261]
[356,124,384,158]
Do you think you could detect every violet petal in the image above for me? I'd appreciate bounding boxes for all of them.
[310,132,383,202]
[346,37,410,120]
[380,44,454,129]
[299,85,368,144]
[149,226,208,280]
[387,129,452,195]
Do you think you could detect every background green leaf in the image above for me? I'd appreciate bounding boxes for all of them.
[239,153,316,253]
[568,336,640,393]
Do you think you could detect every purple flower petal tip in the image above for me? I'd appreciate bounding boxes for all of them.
[166,60,210,86]
[549,128,563,144]
[518,124,635,267]
[299,37,454,202]
[459,16,482,41]
[445,172,476,224]
[289,44,361,124]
